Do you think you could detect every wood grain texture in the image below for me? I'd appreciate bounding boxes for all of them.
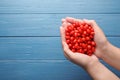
[0,37,64,60]
[0,37,119,60]
[0,0,120,13]
[0,60,119,80]
[0,14,120,36]
[0,0,120,80]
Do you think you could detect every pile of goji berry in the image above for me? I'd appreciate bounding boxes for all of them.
[65,21,96,56]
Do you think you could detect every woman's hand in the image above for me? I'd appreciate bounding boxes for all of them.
[60,19,99,68]
[62,17,109,58]
[63,17,120,70]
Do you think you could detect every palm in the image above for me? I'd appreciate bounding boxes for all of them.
[69,52,98,67]
[60,18,99,67]
[61,17,107,58]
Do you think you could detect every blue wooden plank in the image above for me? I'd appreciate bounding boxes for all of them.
[0,0,120,13]
[0,60,91,80]
[0,37,64,60]
[0,60,119,80]
[0,37,119,60]
[0,14,120,36]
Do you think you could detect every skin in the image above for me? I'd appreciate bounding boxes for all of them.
[60,17,120,80]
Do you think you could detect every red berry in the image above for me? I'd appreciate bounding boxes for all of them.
[87,45,92,49]
[74,32,78,37]
[77,38,81,43]
[92,47,95,52]
[84,49,87,52]
[66,39,70,44]
[86,36,90,41]
[70,31,74,35]
[65,36,70,39]
[70,37,74,41]
[68,43,72,48]
[83,31,87,35]
[72,49,76,52]
[82,37,85,42]
[73,39,77,43]
[66,32,69,36]
[91,41,96,46]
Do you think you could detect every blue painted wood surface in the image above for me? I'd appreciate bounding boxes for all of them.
[0,0,120,13]
[0,14,120,36]
[0,0,120,80]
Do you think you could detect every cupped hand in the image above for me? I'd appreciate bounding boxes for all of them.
[60,19,99,68]
[62,17,109,58]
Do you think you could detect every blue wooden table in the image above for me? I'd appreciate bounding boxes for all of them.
[0,0,120,80]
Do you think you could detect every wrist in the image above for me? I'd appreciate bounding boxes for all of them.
[101,40,110,51]
[100,41,115,60]
[84,56,99,70]
[85,58,120,80]
[98,40,111,58]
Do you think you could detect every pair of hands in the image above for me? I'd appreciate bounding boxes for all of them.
[60,17,109,68]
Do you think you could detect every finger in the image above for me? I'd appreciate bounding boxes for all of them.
[90,54,98,61]
[61,18,66,23]
[76,19,83,23]
[64,52,70,60]
[65,17,83,24]
[65,17,76,24]
[89,20,98,27]
[83,19,98,28]
[60,27,66,42]
[62,22,68,28]
[62,41,73,58]
[83,19,91,25]
[83,19,103,34]
[62,22,72,31]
